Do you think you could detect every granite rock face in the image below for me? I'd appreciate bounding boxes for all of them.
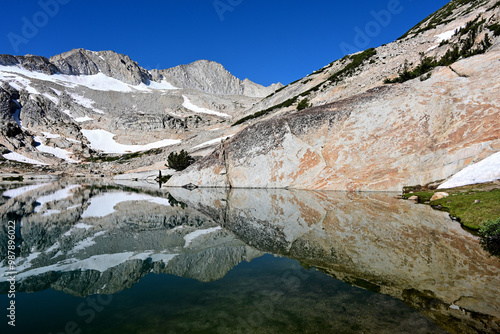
[167,51,500,191]
[167,0,500,190]
[0,54,59,74]
[50,49,152,86]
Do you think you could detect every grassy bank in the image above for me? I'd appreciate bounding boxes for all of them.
[402,182,500,230]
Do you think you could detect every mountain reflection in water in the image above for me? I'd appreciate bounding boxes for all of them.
[1,181,499,333]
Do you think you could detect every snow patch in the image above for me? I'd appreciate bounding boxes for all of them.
[42,92,59,104]
[68,231,107,254]
[2,183,50,198]
[435,28,459,43]
[45,242,60,253]
[192,135,235,149]
[74,116,94,122]
[136,79,178,91]
[33,136,79,163]
[34,185,80,213]
[182,95,231,118]
[69,93,105,114]
[1,65,177,93]
[51,88,62,95]
[0,72,40,95]
[41,132,60,139]
[75,223,93,230]
[439,152,500,189]
[0,65,133,92]
[184,227,222,247]
[426,26,465,52]
[2,152,48,165]
[81,192,171,218]
[81,129,180,154]
[62,109,94,122]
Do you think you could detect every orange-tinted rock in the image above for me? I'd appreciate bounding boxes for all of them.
[168,52,500,191]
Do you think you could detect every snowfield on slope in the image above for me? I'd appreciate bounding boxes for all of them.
[2,152,48,165]
[81,129,181,154]
[0,65,177,93]
[34,136,79,163]
[192,134,235,149]
[439,152,500,189]
[182,95,231,118]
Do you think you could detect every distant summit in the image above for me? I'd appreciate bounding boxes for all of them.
[153,59,283,97]
[0,49,282,98]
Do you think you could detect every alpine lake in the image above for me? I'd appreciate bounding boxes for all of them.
[1,180,499,334]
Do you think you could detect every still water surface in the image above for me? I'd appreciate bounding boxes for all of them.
[0,181,499,333]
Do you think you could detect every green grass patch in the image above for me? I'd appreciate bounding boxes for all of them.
[327,48,376,84]
[233,49,376,126]
[386,16,492,84]
[398,0,488,40]
[402,185,500,230]
[402,191,435,202]
[479,218,500,238]
[297,98,311,111]
[478,217,500,257]
[300,80,326,97]
[232,96,299,126]
[487,22,500,36]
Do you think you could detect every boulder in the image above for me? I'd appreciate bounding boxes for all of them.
[430,192,449,201]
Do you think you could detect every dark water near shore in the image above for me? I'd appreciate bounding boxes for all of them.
[0,181,499,333]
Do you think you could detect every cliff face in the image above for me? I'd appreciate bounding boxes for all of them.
[1,1,499,189]
[50,49,152,86]
[167,0,500,190]
[167,51,500,191]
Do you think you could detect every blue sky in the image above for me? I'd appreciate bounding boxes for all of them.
[1,0,449,86]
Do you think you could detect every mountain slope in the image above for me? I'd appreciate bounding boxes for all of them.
[167,0,500,191]
[154,59,282,97]
[0,49,282,173]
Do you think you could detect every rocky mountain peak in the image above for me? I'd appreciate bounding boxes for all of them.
[0,54,59,75]
[158,59,282,97]
[1,48,281,98]
[50,48,152,85]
